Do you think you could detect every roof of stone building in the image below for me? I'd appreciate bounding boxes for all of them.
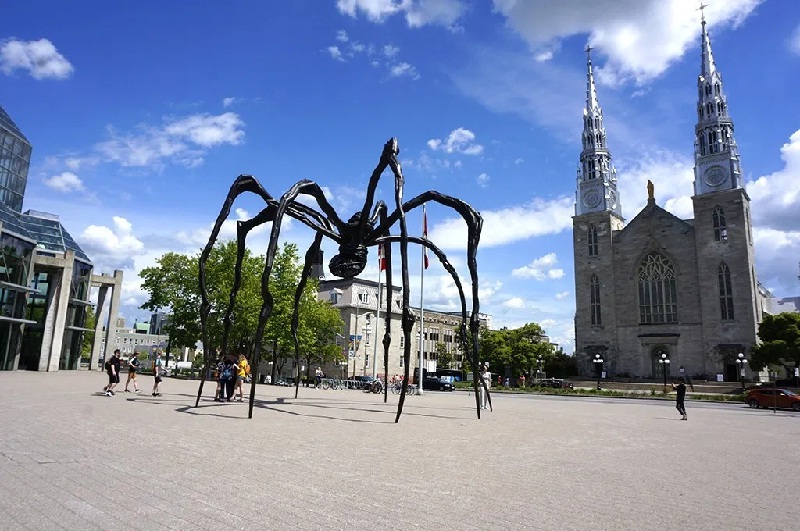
[614,200,694,243]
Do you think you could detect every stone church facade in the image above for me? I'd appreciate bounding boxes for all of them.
[573,17,766,381]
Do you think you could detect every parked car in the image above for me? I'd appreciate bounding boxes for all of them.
[422,377,454,392]
[746,388,800,411]
[536,378,574,389]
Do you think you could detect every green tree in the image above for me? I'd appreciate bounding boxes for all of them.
[478,323,556,376]
[752,312,800,373]
[81,310,96,359]
[435,341,454,369]
[139,241,344,381]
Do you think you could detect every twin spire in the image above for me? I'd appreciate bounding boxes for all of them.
[576,4,742,215]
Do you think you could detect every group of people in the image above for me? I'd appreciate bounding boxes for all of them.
[214,354,250,402]
[102,348,164,397]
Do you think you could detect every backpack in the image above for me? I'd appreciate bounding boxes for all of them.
[104,359,111,371]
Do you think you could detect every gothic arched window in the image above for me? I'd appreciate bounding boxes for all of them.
[638,252,678,324]
[588,225,598,256]
[718,262,734,320]
[590,275,601,325]
[713,206,727,241]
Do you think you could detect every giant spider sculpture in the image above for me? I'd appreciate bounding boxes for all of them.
[194,138,492,422]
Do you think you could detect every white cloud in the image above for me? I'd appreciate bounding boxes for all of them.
[94,112,245,169]
[427,127,483,155]
[477,172,490,188]
[383,44,400,57]
[502,297,525,309]
[0,38,73,80]
[615,149,695,220]
[789,23,800,55]
[327,46,345,61]
[43,171,85,193]
[389,61,420,79]
[492,0,762,85]
[428,196,574,249]
[222,97,238,108]
[336,29,349,42]
[512,252,565,280]
[555,291,570,300]
[79,217,145,271]
[336,0,465,28]
[747,129,800,232]
[514,158,524,165]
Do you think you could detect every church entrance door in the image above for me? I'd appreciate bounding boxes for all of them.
[651,345,670,380]
[724,363,738,382]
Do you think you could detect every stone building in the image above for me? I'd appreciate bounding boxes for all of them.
[572,17,765,381]
[315,277,489,381]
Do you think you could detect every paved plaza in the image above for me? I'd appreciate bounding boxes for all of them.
[0,371,798,530]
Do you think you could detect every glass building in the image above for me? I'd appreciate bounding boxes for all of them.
[0,106,31,213]
[0,105,122,372]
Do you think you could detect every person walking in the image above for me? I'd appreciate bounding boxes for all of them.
[233,354,250,401]
[124,353,140,393]
[672,380,687,420]
[103,349,122,396]
[314,366,323,388]
[218,356,237,402]
[152,351,164,397]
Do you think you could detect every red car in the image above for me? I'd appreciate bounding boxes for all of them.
[746,388,800,411]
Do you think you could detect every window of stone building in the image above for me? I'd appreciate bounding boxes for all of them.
[637,252,678,324]
[588,225,598,256]
[590,275,601,325]
[399,335,404,348]
[713,206,727,241]
[718,262,734,320]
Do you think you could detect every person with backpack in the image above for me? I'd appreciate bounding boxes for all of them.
[218,356,238,402]
[152,351,164,397]
[103,349,122,396]
[124,353,141,393]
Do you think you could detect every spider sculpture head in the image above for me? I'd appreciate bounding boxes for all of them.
[329,212,374,278]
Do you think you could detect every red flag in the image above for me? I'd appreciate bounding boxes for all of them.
[378,243,386,272]
[423,205,429,269]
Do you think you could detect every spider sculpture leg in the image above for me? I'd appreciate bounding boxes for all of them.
[371,188,485,419]
[246,180,340,419]
[196,175,281,407]
[378,235,488,414]
[292,233,324,399]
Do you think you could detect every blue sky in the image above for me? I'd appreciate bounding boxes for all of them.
[2,0,800,351]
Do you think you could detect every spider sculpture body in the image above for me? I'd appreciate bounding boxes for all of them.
[195,138,492,422]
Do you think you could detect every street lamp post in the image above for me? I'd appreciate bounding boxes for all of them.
[736,352,747,390]
[593,354,603,390]
[658,352,670,391]
[536,355,544,381]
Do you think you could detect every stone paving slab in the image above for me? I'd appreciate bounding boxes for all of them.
[0,371,798,530]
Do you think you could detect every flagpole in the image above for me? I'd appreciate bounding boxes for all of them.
[372,256,382,380]
[417,204,426,396]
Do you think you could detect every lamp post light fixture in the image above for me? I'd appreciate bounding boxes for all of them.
[658,352,670,391]
[536,355,544,381]
[592,354,604,390]
[736,352,747,390]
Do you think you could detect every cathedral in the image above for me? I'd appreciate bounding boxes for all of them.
[572,16,767,382]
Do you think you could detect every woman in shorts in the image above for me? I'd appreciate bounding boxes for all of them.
[125,354,140,392]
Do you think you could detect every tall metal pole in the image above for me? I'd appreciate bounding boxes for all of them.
[417,245,425,397]
[372,271,382,380]
[352,290,360,380]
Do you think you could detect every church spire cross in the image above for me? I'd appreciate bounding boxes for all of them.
[699,3,716,77]
[585,45,599,111]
